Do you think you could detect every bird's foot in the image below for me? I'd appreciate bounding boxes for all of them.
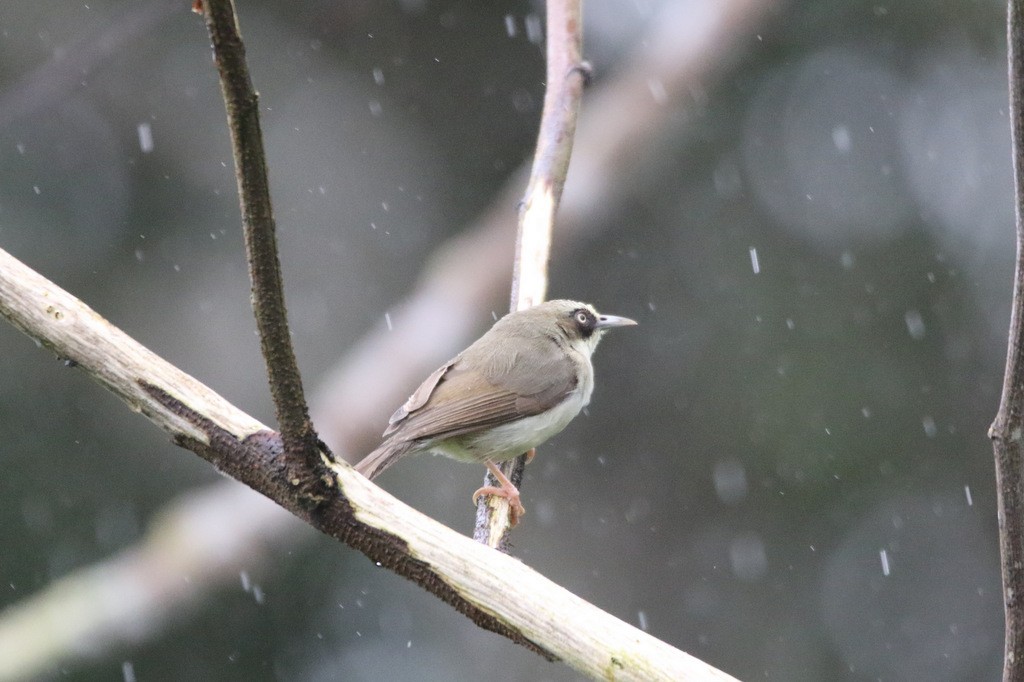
[524,448,536,464]
[473,460,526,525]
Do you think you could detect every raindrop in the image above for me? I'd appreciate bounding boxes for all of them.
[964,485,973,507]
[904,309,926,340]
[831,124,852,153]
[137,122,154,153]
[749,246,760,274]
[504,14,517,38]
[372,67,385,86]
[122,661,136,682]
[713,459,748,504]
[637,611,649,631]
[384,312,393,331]
[524,14,543,44]
[922,416,937,438]
[879,549,890,576]
[647,78,667,104]
[729,534,768,582]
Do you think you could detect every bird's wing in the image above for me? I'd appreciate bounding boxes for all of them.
[478,331,579,399]
[384,356,459,431]
[383,346,577,444]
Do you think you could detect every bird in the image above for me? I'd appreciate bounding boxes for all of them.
[354,299,636,524]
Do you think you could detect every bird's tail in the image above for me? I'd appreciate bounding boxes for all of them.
[354,440,415,480]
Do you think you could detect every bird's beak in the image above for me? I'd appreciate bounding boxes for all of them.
[595,314,638,329]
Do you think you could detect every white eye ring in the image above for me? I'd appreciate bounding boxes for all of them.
[576,311,589,325]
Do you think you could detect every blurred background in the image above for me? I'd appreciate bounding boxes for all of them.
[0,0,1013,679]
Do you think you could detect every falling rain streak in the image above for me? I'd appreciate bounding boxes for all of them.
[904,310,926,340]
[137,122,153,153]
[524,14,542,44]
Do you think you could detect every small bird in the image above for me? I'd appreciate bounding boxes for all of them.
[354,299,636,523]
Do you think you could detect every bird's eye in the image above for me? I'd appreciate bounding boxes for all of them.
[575,311,589,325]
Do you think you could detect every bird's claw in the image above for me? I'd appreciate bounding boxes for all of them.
[475,460,527,526]
[472,485,525,526]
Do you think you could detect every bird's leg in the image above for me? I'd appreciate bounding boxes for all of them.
[473,460,526,525]
[524,447,536,464]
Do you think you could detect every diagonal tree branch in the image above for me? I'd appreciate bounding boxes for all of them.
[198,0,329,497]
[0,246,739,681]
[475,0,588,550]
[990,2,1024,679]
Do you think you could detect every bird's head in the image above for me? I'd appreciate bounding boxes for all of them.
[534,299,637,355]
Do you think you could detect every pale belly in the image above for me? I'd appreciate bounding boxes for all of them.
[431,388,589,464]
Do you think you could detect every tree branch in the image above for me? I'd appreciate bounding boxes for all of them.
[474,0,588,550]
[198,0,327,493]
[990,2,1024,679]
[0,246,739,681]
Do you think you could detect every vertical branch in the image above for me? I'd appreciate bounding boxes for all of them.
[474,0,588,549]
[198,0,329,499]
[991,2,1024,679]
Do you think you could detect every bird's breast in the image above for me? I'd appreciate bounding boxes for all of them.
[457,388,589,463]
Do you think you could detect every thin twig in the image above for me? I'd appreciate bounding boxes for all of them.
[0,246,740,682]
[990,2,1024,678]
[474,0,588,550]
[198,0,329,497]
